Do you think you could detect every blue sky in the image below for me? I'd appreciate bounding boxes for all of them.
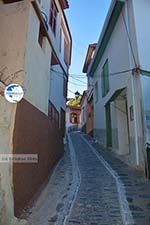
[66,0,111,98]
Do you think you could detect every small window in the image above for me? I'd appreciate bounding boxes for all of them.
[49,0,58,35]
[102,59,109,97]
[95,81,99,103]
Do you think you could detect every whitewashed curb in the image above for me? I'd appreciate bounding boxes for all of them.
[62,133,81,225]
[81,134,134,225]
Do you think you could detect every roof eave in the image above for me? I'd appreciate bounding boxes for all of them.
[87,0,125,77]
[59,0,69,10]
[82,44,97,74]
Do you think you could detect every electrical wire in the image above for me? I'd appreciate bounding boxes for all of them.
[52,73,87,85]
[121,11,137,67]
[51,68,132,78]
[69,77,87,84]
[69,75,86,78]
[51,67,134,92]
[50,69,86,95]
[51,68,87,84]
[69,81,87,87]
[68,89,76,94]
[109,69,132,76]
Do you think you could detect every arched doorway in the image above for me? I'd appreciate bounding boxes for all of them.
[70,112,78,124]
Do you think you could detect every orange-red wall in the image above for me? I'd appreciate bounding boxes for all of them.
[13,99,64,216]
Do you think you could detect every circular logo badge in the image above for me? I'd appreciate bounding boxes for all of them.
[4,83,24,103]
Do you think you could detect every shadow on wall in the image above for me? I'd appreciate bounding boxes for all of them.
[13,99,64,217]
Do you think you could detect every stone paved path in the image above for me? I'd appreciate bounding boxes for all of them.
[83,132,150,225]
[66,132,123,225]
[24,143,76,225]
[24,131,150,225]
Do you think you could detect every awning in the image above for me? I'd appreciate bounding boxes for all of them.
[105,88,126,106]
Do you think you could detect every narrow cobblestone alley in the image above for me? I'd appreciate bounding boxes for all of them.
[66,132,124,225]
[2,1,150,225]
[24,131,150,225]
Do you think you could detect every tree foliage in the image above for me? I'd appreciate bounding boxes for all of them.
[67,96,82,106]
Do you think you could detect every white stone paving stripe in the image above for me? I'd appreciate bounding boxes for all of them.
[62,133,81,225]
[81,134,134,225]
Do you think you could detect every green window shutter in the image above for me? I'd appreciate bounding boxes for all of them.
[102,71,105,97]
[102,59,109,97]
[95,81,99,103]
[104,59,109,93]
[105,103,112,147]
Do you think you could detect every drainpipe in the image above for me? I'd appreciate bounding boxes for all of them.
[125,1,140,166]
[131,68,140,166]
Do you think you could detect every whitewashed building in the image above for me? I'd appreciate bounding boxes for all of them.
[85,0,150,175]
[0,0,71,223]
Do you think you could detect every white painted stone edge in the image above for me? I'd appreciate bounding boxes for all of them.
[80,134,134,225]
[62,133,81,225]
